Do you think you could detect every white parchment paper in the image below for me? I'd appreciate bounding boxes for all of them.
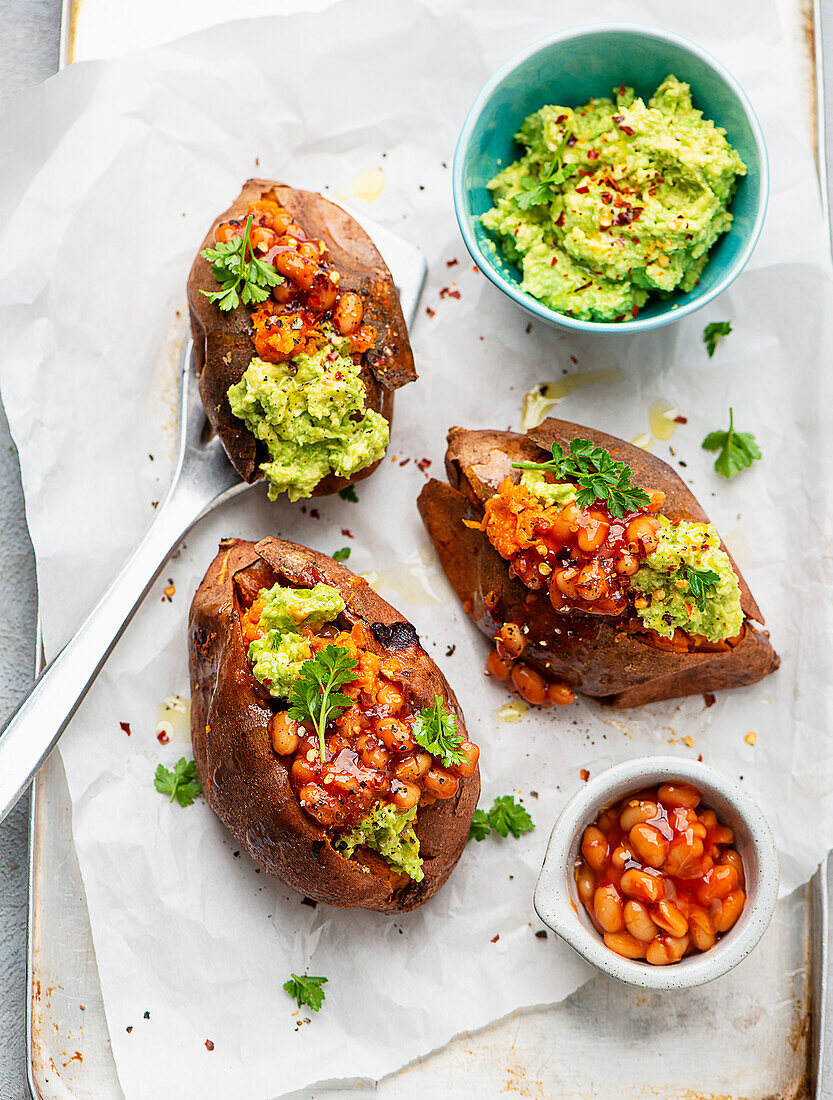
[0,1,831,1097]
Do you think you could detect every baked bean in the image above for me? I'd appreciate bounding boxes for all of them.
[711,825,734,846]
[613,552,639,576]
[629,823,669,869]
[545,681,576,706]
[333,291,364,335]
[611,843,636,871]
[624,900,658,942]
[270,209,294,235]
[581,826,609,872]
[510,663,548,706]
[297,783,341,826]
[653,900,689,939]
[647,489,666,513]
[349,324,377,353]
[274,248,318,290]
[689,908,716,952]
[269,711,299,756]
[646,934,689,966]
[297,240,323,261]
[305,271,340,313]
[593,884,624,933]
[619,800,658,832]
[620,868,666,904]
[604,931,646,959]
[291,757,317,787]
[280,221,307,241]
[576,560,606,602]
[715,890,745,932]
[720,849,745,888]
[356,735,389,771]
[657,783,701,810]
[451,741,480,778]
[486,648,513,681]
[496,621,526,659]
[376,681,405,711]
[422,767,459,800]
[390,781,420,811]
[576,516,610,553]
[395,752,432,782]
[554,566,580,599]
[577,864,596,906]
[696,864,739,906]
[625,514,661,554]
[699,809,718,829]
[597,807,619,833]
[664,835,706,879]
[375,717,415,753]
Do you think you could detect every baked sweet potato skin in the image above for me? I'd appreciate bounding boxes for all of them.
[187,180,416,492]
[189,537,479,912]
[417,419,779,707]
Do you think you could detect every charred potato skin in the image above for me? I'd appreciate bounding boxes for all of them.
[416,419,779,708]
[189,537,479,912]
[187,179,416,492]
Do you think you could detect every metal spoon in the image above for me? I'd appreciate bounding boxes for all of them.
[0,216,425,824]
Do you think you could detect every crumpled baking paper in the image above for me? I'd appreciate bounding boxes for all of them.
[0,0,831,1097]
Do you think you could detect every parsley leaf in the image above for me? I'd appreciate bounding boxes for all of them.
[701,408,761,479]
[516,131,579,210]
[703,321,732,357]
[283,973,328,1012]
[513,437,651,518]
[200,214,282,312]
[154,758,202,807]
[469,795,535,841]
[287,645,358,762]
[338,487,359,503]
[332,547,351,562]
[412,695,465,768]
[684,566,721,612]
[469,809,492,841]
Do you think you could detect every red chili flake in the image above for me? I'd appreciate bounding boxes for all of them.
[446,258,458,267]
[575,185,589,194]
[310,508,320,519]
[490,934,500,943]
[550,256,558,266]
[570,355,578,365]
[472,264,480,273]
[555,212,565,227]
[399,457,411,467]
[703,693,716,708]
[556,113,568,123]
[612,114,623,123]
[698,753,704,762]
[119,722,131,736]
[587,149,599,160]
[575,281,592,292]
[326,349,338,361]
[618,124,635,135]
[157,730,169,744]
[619,83,626,95]
[205,1040,215,1052]
[631,305,639,319]
[416,458,432,474]
[580,768,590,782]
[425,306,435,318]
[601,192,612,205]
[674,415,688,425]
[341,528,354,539]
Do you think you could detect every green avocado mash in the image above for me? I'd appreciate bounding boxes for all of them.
[631,520,743,642]
[335,803,423,882]
[248,582,345,698]
[227,332,389,502]
[482,76,746,322]
[519,470,577,508]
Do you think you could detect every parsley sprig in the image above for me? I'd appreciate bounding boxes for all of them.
[703,321,732,357]
[470,795,534,841]
[288,645,358,763]
[283,973,328,1013]
[332,547,351,562]
[684,566,721,612]
[513,438,651,518]
[701,409,761,479]
[516,131,578,210]
[200,214,282,312]
[412,695,465,769]
[154,758,202,807]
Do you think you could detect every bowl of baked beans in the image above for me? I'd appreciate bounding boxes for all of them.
[534,757,779,989]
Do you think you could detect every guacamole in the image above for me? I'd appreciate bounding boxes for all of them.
[631,520,743,642]
[482,76,746,322]
[228,332,389,501]
[335,802,424,882]
[248,582,345,698]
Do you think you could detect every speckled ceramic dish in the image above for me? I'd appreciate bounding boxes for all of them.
[534,756,779,989]
[453,24,769,334]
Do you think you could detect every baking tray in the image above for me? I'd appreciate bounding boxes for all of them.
[28,1,830,1097]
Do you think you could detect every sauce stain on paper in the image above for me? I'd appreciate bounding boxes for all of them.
[335,167,386,204]
[520,367,623,430]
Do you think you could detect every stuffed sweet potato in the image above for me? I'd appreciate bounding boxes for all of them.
[187,180,416,501]
[189,537,479,912]
[417,419,779,708]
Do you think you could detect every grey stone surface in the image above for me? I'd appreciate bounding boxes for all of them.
[0,4,832,1098]
[0,5,62,1097]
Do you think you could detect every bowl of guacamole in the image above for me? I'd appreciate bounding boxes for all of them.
[453,25,768,333]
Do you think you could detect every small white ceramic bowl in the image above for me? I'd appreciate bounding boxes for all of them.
[534,756,779,989]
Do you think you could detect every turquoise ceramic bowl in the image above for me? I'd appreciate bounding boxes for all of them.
[453,24,769,334]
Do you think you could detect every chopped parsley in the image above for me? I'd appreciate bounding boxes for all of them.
[154,758,202,807]
[287,645,358,762]
[338,486,359,503]
[200,214,282,312]
[701,409,761,479]
[283,973,328,1012]
[332,547,351,562]
[412,695,465,769]
[469,795,534,841]
[703,321,732,357]
[515,131,578,209]
[684,566,721,612]
[513,437,651,518]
